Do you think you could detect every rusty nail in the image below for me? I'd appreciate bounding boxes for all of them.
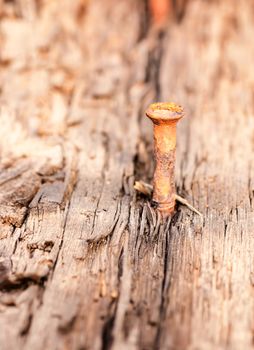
[149,0,172,26]
[146,102,184,217]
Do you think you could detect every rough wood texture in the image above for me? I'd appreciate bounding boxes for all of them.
[1,0,254,349]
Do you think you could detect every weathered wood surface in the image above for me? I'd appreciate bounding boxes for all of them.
[1,0,254,349]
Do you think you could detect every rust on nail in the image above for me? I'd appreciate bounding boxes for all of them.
[149,0,172,25]
[146,102,184,217]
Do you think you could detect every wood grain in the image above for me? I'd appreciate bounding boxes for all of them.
[0,0,254,349]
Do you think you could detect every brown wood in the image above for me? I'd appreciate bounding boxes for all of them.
[0,0,254,349]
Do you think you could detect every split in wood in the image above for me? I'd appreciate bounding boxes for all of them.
[134,180,202,217]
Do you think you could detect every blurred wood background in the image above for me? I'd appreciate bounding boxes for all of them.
[1,0,254,349]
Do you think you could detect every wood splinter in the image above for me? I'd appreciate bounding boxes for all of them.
[134,180,202,217]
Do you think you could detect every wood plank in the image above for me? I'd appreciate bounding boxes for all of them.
[0,0,254,349]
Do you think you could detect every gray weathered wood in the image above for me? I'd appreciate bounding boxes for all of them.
[0,0,254,349]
